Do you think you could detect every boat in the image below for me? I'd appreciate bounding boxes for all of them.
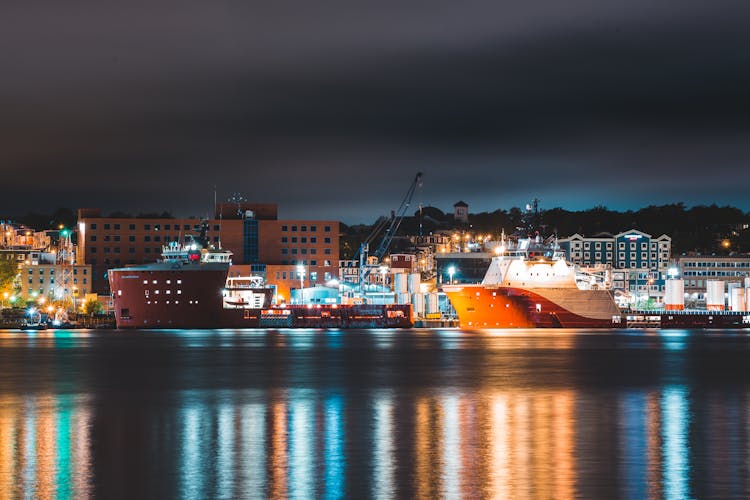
[108,240,411,329]
[20,308,48,330]
[443,236,623,328]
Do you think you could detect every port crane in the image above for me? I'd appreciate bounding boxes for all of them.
[354,172,423,295]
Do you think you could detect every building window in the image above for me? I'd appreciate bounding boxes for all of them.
[291,249,298,254]
[291,237,298,243]
[129,224,136,230]
[324,237,331,244]
[311,225,317,232]
[301,237,307,243]
[144,224,151,230]
[104,223,110,230]
[291,226,298,232]
[90,247,97,253]
[90,235,97,242]
[114,235,120,242]
[282,225,288,232]
[311,260,317,266]
[325,249,331,255]
[310,249,317,255]
[281,248,288,254]
[90,223,97,230]
[301,225,307,232]
[324,226,331,232]
[310,237,317,243]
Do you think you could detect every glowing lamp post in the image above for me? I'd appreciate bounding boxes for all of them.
[448,266,456,285]
[1,292,7,309]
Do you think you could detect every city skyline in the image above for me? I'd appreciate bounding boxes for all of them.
[3,0,750,221]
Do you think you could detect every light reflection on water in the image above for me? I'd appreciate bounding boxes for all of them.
[1,328,750,498]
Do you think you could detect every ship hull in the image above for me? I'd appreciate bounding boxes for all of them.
[444,285,623,328]
[109,267,412,329]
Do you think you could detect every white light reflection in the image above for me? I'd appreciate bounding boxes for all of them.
[371,391,393,500]
[289,391,315,499]
[217,401,234,499]
[619,392,648,500]
[180,405,205,500]
[662,385,692,500]
[491,394,509,499]
[325,394,345,499]
[22,400,36,495]
[442,395,461,499]
[240,402,266,498]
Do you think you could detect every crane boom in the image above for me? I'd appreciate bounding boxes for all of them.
[358,172,423,290]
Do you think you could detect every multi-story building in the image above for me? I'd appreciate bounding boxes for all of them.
[77,208,339,294]
[676,255,750,300]
[257,220,339,291]
[20,262,93,300]
[558,229,672,304]
[558,229,671,271]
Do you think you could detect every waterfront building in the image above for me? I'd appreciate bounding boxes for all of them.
[77,208,339,294]
[557,230,672,305]
[20,262,93,301]
[676,255,750,305]
[557,229,671,271]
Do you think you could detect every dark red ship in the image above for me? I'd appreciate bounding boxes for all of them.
[108,242,411,329]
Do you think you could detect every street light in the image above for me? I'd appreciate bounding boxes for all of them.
[448,266,456,285]
[297,264,305,304]
[2,292,8,309]
[379,266,388,286]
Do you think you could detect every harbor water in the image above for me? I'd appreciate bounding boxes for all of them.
[1,328,750,498]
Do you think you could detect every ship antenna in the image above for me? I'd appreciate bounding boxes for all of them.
[218,200,223,249]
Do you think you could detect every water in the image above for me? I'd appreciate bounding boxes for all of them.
[1,328,750,499]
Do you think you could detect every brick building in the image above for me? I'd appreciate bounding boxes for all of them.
[76,208,339,294]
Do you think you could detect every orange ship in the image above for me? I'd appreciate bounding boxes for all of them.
[443,240,623,328]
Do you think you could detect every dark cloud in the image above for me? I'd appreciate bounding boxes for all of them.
[2,0,749,222]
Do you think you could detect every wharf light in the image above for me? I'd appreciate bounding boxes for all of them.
[667,267,679,278]
[448,266,456,285]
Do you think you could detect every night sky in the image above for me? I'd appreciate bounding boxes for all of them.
[3,0,749,223]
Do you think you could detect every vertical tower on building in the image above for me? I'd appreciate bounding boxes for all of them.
[453,201,469,224]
